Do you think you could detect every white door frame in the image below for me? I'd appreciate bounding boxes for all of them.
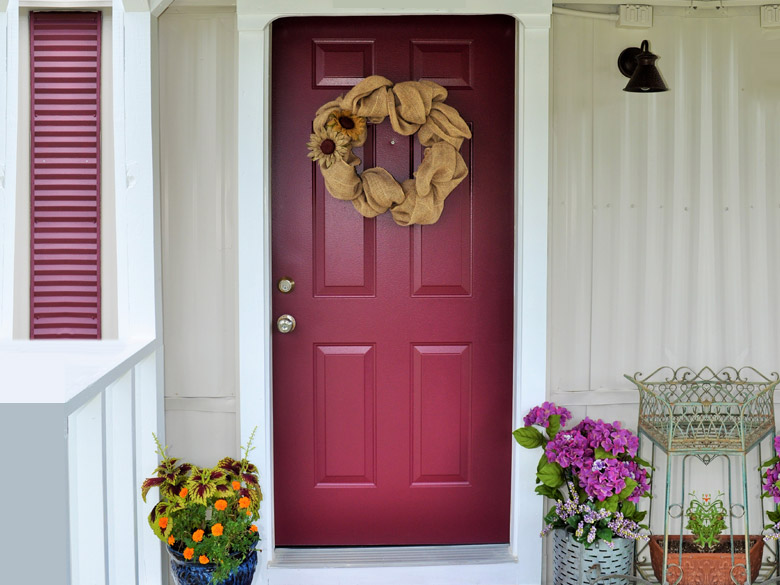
[236,2,551,584]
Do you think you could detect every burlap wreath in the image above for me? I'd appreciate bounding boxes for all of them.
[306,75,472,226]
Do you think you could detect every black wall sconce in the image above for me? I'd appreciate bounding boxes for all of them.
[617,40,669,93]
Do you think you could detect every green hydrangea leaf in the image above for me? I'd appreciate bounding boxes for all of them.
[621,501,636,518]
[761,456,780,468]
[538,462,564,488]
[603,495,619,512]
[513,426,545,449]
[595,446,617,460]
[618,478,638,500]
[597,529,613,542]
[546,415,562,440]
[633,456,652,468]
[535,484,563,500]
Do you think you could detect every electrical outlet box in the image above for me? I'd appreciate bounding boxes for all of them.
[761,5,780,28]
[618,5,653,28]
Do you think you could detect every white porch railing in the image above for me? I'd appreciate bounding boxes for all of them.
[0,338,164,585]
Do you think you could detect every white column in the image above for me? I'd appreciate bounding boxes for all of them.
[236,10,274,578]
[113,0,159,340]
[0,0,18,339]
[511,13,551,585]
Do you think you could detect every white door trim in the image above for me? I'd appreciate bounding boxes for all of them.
[236,3,550,584]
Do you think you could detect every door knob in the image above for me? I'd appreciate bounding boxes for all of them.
[276,314,296,333]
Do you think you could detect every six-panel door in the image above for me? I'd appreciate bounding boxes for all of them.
[271,15,516,546]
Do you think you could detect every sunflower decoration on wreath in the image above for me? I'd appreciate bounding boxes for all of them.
[307,75,472,227]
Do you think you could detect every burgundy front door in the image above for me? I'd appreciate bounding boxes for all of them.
[271,15,515,546]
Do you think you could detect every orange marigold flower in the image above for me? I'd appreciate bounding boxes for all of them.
[167,535,175,546]
[199,555,210,565]
[179,487,188,498]
[239,497,250,509]
[183,548,194,560]
[192,529,205,543]
[246,510,252,516]
[211,523,224,536]
[249,524,258,533]
[232,481,241,491]
[158,517,169,529]
[214,499,227,511]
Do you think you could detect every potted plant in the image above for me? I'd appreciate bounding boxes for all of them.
[513,403,651,585]
[648,492,763,585]
[141,430,263,585]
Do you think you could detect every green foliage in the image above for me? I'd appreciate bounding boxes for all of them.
[512,426,545,449]
[602,495,619,512]
[594,446,617,460]
[761,456,780,469]
[546,415,562,440]
[633,456,653,469]
[538,462,564,488]
[535,484,563,500]
[686,492,727,552]
[142,429,262,584]
[618,478,638,501]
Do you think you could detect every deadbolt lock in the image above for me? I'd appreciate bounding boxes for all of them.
[278,277,295,294]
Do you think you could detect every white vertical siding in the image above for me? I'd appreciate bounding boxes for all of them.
[68,393,107,585]
[105,372,138,585]
[548,11,780,579]
[159,9,239,464]
[550,8,780,402]
[58,341,165,585]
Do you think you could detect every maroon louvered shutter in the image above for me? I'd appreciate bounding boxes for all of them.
[30,12,101,339]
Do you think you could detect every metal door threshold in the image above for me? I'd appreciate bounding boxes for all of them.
[270,544,516,568]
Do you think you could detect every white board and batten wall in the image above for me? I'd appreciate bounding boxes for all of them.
[550,7,780,425]
[159,7,240,467]
[547,9,780,581]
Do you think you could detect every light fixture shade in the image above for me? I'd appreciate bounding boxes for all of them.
[618,40,669,93]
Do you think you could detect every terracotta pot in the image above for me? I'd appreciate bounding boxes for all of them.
[648,534,763,585]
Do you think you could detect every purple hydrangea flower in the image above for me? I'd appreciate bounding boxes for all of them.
[521,409,650,546]
[763,461,780,502]
[545,431,591,470]
[523,401,573,428]
[573,417,639,458]
[578,457,631,502]
[761,436,780,502]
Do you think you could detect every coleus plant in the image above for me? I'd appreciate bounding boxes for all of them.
[513,402,651,547]
[142,429,263,584]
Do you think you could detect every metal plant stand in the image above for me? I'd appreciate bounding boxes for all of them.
[624,367,780,585]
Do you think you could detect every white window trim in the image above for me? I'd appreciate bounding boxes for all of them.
[236,2,551,584]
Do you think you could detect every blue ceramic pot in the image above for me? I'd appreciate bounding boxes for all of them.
[168,545,258,585]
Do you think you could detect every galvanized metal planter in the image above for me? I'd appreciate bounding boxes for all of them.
[553,529,634,585]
